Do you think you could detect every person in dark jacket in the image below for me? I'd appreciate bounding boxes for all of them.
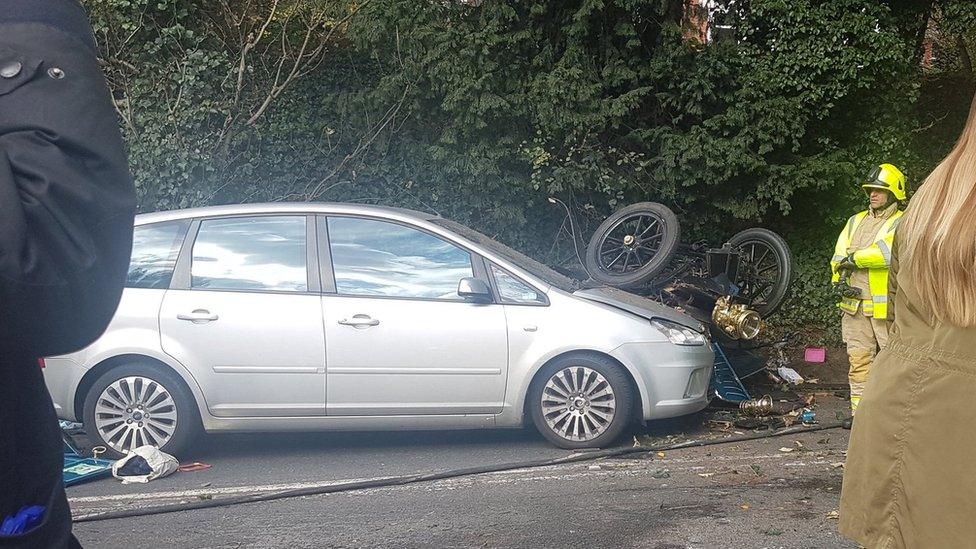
[0,1,136,546]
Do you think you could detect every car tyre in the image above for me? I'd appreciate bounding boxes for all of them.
[529,354,635,449]
[83,362,200,459]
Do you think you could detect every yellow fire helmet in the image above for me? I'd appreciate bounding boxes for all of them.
[862,163,907,201]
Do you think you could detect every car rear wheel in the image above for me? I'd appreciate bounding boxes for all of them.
[529,354,635,449]
[83,363,200,459]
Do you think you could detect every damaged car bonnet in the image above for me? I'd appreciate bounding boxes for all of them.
[573,286,705,332]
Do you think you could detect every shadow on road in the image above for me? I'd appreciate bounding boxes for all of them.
[192,411,714,460]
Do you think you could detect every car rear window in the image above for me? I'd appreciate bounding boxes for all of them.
[126,220,190,289]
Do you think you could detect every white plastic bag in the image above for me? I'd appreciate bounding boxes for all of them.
[111,445,179,484]
[777,366,805,385]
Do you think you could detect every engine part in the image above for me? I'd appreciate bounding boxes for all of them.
[739,395,774,416]
[712,296,763,340]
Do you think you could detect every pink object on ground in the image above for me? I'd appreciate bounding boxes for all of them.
[804,347,826,363]
[178,462,212,473]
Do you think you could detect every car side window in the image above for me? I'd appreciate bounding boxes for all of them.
[126,221,190,289]
[191,216,308,293]
[327,217,474,300]
[490,264,547,305]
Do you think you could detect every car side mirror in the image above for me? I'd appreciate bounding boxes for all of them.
[458,277,492,303]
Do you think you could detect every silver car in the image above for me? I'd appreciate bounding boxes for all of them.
[43,203,713,456]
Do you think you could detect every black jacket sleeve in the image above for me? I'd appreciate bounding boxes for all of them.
[0,9,136,359]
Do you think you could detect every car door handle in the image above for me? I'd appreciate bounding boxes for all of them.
[338,315,380,328]
[177,310,219,323]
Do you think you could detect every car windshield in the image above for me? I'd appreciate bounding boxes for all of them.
[431,218,581,292]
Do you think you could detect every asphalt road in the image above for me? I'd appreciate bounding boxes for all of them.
[68,399,857,548]
[67,427,571,512]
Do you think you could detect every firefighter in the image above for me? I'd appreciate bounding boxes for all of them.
[830,163,907,429]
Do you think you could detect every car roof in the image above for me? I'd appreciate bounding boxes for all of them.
[133,201,566,293]
[134,202,439,226]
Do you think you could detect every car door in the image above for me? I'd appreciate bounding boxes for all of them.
[159,214,328,418]
[320,215,508,416]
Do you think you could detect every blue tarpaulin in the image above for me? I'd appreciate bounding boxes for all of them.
[710,344,752,403]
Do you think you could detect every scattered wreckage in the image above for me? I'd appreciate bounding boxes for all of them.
[554,200,797,405]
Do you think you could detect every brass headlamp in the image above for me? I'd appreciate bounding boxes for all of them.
[711,296,763,340]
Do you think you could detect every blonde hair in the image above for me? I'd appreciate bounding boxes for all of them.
[899,92,976,327]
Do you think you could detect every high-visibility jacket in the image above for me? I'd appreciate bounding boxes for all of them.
[830,209,903,320]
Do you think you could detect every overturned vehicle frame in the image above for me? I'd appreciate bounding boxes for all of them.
[581,201,792,342]
[557,200,794,402]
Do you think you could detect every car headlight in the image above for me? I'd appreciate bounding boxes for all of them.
[651,319,708,346]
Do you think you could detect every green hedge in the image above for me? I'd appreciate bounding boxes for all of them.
[83,0,974,344]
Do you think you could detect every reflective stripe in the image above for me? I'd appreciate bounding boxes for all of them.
[873,295,888,304]
[877,240,892,264]
[875,211,901,240]
[832,255,847,262]
[846,215,861,240]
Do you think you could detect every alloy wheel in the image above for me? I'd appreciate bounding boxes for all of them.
[93,375,178,454]
[541,366,617,442]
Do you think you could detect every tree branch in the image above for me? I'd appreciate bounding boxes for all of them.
[217,0,281,146]
[295,82,413,202]
[244,0,371,127]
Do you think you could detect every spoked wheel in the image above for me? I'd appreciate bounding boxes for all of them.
[585,202,680,288]
[529,354,634,449]
[728,228,793,317]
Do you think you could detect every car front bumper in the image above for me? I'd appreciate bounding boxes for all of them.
[611,341,714,421]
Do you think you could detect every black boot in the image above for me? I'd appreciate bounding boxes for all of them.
[842,416,854,430]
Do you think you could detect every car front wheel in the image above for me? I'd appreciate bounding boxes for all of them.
[529,354,635,449]
[83,363,200,459]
